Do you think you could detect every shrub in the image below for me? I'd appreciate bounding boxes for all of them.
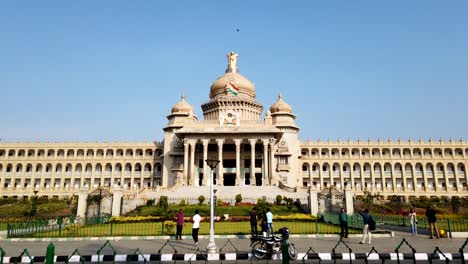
[235,194,242,204]
[198,195,206,205]
[275,195,283,205]
[109,216,161,223]
[158,196,168,210]
[179,199,187,206]
[216,199,223,207]
[146,199,155,206]
[163,220,176,235]
[64,224,81,235]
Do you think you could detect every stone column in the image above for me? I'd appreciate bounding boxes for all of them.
[370,164,375,194]
[433,165,439,192]
[308,187,318,216]
[422,166,428,192]
[350,165,355,191]
[319,163,324,190]
[110,163,115,190]
[402,165,407,192]
[412,164,418,192]
[217,139,224,186]
[202,139,209,186]
[391,164,397,192]
[249,139,256,186]
[183,140,189,186]
[345,187,354,215]
[269,139,277,186]
[111,186,123,217]
[339,164,344,191]
[77,187,88,220]
[234,139,241,186]
[189,140,196,186]
[454,166,461,192]
[262,139,269,186]
[443,164,450,192]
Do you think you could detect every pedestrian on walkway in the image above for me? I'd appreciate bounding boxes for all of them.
[408,207,418,236]
[266,208,273,236]
[359,209,372,244]
[249,208,258,236]
[192,209,201,245]
[339,207,349,238]
[176,209,184,240]
[425,206,439,239]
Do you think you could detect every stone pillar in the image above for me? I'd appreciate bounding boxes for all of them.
[433,165,439,192]
[345,187,354,215]
[183,140,189,186]
[412,164,418,192]
[454,166,461,192]
[308,187,318,216]
[262,139,269,186]
[202,139,209,186]
[422,167,428,192]
[249,139,256,186]
[350,166,355,191]
[189,140,196,186]
[217,139,224,186]
[111,186,123,217]
[339,164,344,191]
[234,139,241,186]
[269,139,277,186]
[391,164,397,192]
[77,187,88,220]
[402,165,407,192]
[443,164,450,192]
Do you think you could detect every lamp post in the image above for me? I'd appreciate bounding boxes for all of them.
[205,159,220,254]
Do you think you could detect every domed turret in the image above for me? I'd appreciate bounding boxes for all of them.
[269,93,292,113]
[171,95,194,114]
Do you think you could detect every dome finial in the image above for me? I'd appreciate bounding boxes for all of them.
[278,92,283,99]
[226,51,239,73]
[181,92,186,101]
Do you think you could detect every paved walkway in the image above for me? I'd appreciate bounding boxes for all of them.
[0,232,466,257]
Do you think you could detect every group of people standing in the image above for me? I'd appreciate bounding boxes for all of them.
[337,205,441,244]
[250,208,274,236]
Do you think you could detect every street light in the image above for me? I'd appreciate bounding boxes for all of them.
[205,159,220,254]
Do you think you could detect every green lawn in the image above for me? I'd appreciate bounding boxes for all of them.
[16,221,360,238]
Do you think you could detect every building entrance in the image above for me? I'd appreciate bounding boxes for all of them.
[255,173,262,186]
[223,173,236,186]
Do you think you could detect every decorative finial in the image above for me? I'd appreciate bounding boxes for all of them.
[226,51,239,73]
[181,92,186,100]
[278,93,283,99]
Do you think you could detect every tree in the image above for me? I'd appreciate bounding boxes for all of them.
[275,195,283,205]
[198,195,206,205]
[235,194,242,204]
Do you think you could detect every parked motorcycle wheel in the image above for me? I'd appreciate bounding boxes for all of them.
[288,243,298,260]
[252,241,268,260]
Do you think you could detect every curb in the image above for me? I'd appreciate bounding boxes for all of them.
[3,233,394,242]
[1,252,466,263]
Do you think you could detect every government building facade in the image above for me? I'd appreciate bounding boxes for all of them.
[1,52,467,200]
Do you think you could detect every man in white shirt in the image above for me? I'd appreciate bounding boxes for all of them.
[192,209,201,245]
[266,208,273,236]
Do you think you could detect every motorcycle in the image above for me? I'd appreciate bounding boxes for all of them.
[250,227,298,260]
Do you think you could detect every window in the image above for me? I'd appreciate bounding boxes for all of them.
[279,157,288,164]
[175,156,182,165]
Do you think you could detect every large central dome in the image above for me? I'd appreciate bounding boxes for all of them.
[209,51,256,100]
[202,51,263,121]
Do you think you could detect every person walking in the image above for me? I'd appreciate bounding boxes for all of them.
[339,207,349,238]
[425,206,439,239]
[175,209,184,240]
[266,208,273,236]
[359,209,372,244]
[192,209,201,245]
[408,208,418,236]
[249,208,258,236]
[260,214,268,237]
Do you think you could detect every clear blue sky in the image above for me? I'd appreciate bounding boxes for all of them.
[1,1,467,142]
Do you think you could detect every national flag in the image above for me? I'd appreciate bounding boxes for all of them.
[228,81,239,96]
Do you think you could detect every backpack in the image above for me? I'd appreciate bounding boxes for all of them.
[368,217,376,231]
